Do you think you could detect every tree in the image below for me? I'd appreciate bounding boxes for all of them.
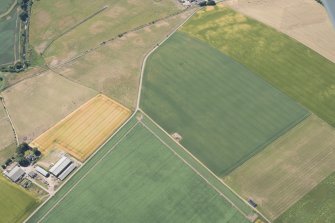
[199,1,206,6]
[16,143,31,155]
[5,158,12,166]
[18,157,30,167]
[1,165,6,170]
[207,0,216,5]
[20,11,29,22]
[32,148,41,157]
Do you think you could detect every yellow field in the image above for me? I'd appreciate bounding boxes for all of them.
[30,94,131,161]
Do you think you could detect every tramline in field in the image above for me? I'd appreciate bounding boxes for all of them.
[30,94,131,162]
[27,113,264,223]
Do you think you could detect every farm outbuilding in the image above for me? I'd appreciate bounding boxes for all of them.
[5,166,25,182]
[49,156,72,177]
[58,164,76,181]
[35,166,49,177]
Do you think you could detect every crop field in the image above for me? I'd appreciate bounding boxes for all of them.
[1,70,97,143]
[225,115,335,220]
[276,171,335,223]
[141,31,308,177]
[227,0,335,63]
[0,9,19,65]
[30,0,182,62]
[0,174,39,223]
[27,114,251,223]
[0,0,15,15]
[52,10,195,109]
[182,6,335,128]
[30,94,131,162]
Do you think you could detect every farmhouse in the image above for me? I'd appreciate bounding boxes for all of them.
[49,156,72,177]
[5,166,25,182]
[35,166,49,178]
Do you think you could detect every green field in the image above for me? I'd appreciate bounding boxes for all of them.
[225,115,335,220]
[0,174,39,223]
[141,31,308,176]
[182,6,335,127]
[0,9,18,65]
[0,0,14,15]
[27,115,250,223]
[276,171,335,223]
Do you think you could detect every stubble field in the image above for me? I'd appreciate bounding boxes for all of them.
[52,10,195,109]
[226,0,335,63]
[30,0,182,62]
[31,94,131,162]
[1,71,97,143]
[225,115,335,220]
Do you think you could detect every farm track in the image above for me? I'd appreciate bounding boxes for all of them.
[24,5,271,223]
[1,6,195,93]
[41,5,109,55]
[0,0,17,19]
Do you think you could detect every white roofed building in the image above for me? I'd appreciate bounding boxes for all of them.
[49,156,72,177]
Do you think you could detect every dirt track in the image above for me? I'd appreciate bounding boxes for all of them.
[226,0,335,63]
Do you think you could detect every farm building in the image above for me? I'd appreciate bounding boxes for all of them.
[58,164,76,181]
[5,166,25,182]
[49,156,72,177]
[35,166,49,177]
[28,171,37,178]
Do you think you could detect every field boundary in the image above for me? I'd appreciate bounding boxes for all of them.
[136,7,198,109]
[42,5,109,55]
[35,121,140,223]
[222,111,310,175]
[0,95,19,145]
[139,109,271,222]
[24,111,138,223]
[139,120,250,219]
[0,0,17,19]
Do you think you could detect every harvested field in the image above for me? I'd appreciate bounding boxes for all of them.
[30,0,182,60]
[0,104,15,151]
[1,71,97,142]
[141,32,308,177]
[0,174,39,223]
[226,0,335,63]
[31,94,131,161]
[182,6,335,128]
[27,114,249,223]
[276,171,335,223]
[53,10,195,109]
[225,115,335,220]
